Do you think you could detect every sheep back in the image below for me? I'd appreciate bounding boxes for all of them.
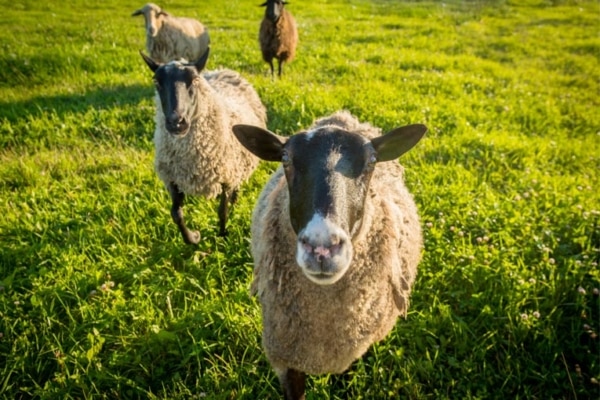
[251,112,422,375]
[149,15,210,63]
[153,69,266,198]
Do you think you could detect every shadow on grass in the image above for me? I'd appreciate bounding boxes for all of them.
[0,83,155,149]
[0,83,153,121]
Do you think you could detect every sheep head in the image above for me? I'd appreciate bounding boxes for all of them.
[260,0,288,22]
[132,3,168,38]
[140,48,210,136]
[233,122,427,285]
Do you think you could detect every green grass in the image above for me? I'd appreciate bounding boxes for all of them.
[0,0,598,398]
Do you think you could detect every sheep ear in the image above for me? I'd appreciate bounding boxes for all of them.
[131,9,143,17]
[140,51,160,72]
[232,125,286,162]
[193,47,210,72]
[259,2,268,6]
[371,124,427,162]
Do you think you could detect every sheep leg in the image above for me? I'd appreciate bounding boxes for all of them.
[279,368,306,400]
[168,183,200,245]
[217,185,237,237]
[268,59,275,78]
[278,59,283,77]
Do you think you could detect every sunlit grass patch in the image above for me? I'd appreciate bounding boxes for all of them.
[0,0,598,398]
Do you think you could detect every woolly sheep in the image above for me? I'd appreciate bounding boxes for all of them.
[233,111,427,399]
[132,3,210,63]
[259,0,298,77]
[141,48,267,244]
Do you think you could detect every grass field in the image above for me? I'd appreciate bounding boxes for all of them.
[0,0,598,398]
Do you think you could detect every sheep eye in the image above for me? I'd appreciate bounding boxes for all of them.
[282,152,291,166]
[368,154,377,165]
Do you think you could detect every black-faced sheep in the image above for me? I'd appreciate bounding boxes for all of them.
[259,0,298,77]
[132,3,210,63]
[233,111,427,399]
[141,48,267,244]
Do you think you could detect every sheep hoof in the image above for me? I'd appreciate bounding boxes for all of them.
[183,230,201,245]
[218,228,228,238]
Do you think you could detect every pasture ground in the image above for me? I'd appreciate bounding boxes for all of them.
[0,0,598,398]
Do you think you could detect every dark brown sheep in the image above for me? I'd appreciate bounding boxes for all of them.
[259,0,298,77]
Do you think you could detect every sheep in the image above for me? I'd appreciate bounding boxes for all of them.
[259,0,298,77]
[132,3,210,63]
[232,111,427,399]
[140,48,267,244]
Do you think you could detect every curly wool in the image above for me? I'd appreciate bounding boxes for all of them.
[154,69,267,198]
[251,111,422,375]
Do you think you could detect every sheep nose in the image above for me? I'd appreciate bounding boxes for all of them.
[295,219,353,285]
[167,114,189,135]
[299,234,343,265]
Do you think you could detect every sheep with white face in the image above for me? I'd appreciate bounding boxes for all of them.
[132,3,210,63]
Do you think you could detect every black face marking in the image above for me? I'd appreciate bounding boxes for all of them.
[265,0,283,22]
[153,63,199,135]
[283,128,376,237]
